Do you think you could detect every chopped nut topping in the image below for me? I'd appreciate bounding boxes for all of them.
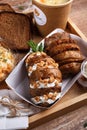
[49,75,55,83]
[35,96,40,102]
[48,92,54,98]
[52,96,56,100]
[43,95,48,100]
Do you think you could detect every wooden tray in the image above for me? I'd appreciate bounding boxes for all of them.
[29,18,87,129]
[0,18,87,130]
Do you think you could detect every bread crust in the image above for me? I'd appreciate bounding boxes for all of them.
[0,3,14,12]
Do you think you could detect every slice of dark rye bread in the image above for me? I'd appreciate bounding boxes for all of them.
[0,12,31,50]
[0,3,14,12]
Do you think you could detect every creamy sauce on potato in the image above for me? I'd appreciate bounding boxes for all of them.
[77,60,87,88]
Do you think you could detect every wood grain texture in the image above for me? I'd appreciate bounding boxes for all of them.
[70,0,87,38]
[31,105,87,130]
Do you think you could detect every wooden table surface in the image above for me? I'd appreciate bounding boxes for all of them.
[31,0,87,130]
[0,0,87,130]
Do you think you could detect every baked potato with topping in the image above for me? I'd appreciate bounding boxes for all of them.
[0,45,15,82]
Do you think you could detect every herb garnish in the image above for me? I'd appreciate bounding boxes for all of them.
[3,59,7,62]
[27,40,44,52]
[18,6,25,10]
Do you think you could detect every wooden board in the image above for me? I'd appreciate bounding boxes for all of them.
[0,18,87,130]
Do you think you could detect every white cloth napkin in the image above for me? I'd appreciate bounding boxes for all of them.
[0,116,28,129]
[0,89,40,129]
[0,91,29,130]
[0,102,29,129]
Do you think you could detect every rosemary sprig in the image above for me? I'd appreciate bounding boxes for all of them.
[38,43,44,52]
[27,40,44,52]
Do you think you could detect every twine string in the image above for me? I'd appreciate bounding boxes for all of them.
[0,96,29,117]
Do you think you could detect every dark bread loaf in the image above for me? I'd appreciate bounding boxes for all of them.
[0,12,31,50]
[0,3,14,12]
[59,62,81,76]
[53,50,84,61]
[45,43,80,56]
[25,52,62,107]
[44,32,85,78]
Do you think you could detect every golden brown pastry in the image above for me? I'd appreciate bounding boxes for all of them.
[25,51,62,107]
[44,32,85,78]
